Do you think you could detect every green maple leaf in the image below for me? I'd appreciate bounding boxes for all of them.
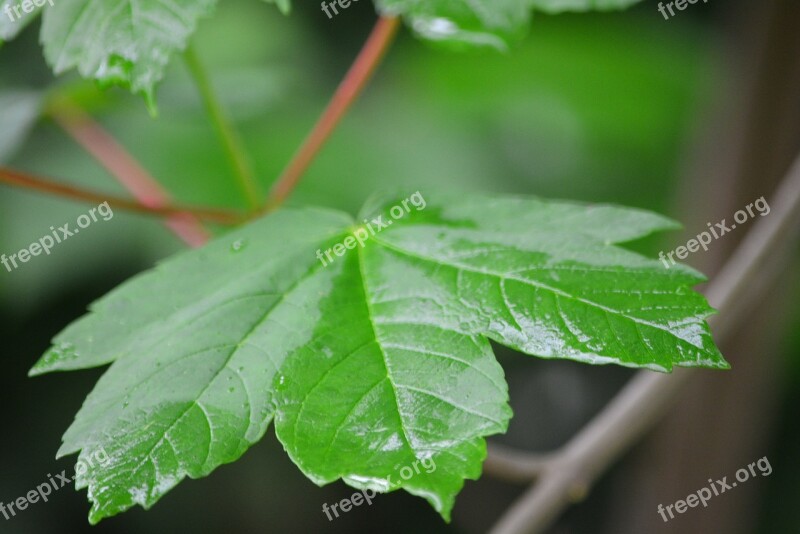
[32,192,726,523]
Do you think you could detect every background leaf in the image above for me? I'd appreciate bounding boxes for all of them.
[0,0,44,42]
[40,0,217,109]
[529,0,643,14]
[374,0,532,50]
[6,0,648,103]
[0,89,42,162]
[263,0,290,15]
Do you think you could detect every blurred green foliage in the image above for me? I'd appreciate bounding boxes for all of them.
[0,1,710,305]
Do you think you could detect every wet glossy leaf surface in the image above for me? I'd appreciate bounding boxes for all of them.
[33,193,725,523]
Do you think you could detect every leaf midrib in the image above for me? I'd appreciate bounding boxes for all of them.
[354,244,418,461]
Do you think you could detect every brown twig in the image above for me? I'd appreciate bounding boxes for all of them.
[484,444,555,484]
[0,167,244,225]
[48,99,214,247]
[264,16,401,212]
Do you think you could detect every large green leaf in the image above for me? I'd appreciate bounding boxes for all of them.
[32,193,726,523]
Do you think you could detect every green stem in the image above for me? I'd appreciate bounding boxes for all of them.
[184,45,262,211]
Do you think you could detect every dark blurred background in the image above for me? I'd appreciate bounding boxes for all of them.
[0,0,798,532]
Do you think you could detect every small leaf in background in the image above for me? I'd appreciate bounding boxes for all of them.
[529,0,643,14]
[373,0,646,50]
[375,0,532,50]
[0,90,42,162]
[18,0,647,104]
[0,0,44,42]
[40,0,217,110]
[32,192,726,523]
[263,0,290,15]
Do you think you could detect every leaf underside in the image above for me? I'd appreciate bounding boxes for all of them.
[372,0,639,50]
[41,0,217,111]
[32,192,726,523]
[0,0,645,102]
